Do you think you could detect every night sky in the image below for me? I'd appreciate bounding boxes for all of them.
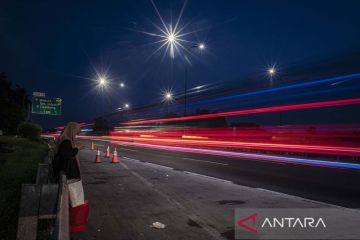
[1,0,360,128]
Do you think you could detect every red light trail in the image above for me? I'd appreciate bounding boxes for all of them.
[123,98,360,125]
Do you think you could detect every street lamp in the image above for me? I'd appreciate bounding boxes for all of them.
[164,92,173,101]
[267,66,281,123]
[198,43,205,50]
[98,77,108,87]
[167,34,176,43]
[267,67,276,87]
[183,43,207,116]
[268,68,276,76]
[124,103,130,109]
[120,82,125,88]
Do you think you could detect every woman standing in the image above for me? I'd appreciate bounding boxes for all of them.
[53,122,89,233]
[53,122,84,180]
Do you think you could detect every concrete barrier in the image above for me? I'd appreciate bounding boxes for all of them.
[16,185,41,240]
[53,173,69,240]
[16,146,70,240]
[36,164,49,184]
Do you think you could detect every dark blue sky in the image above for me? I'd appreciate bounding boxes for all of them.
[1,0,360,128]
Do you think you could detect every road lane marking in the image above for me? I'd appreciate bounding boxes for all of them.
[183,171,233,184]
[122,157,174,170]
[182,157,229,166]
[144,162,174,170]
[123,156,232,184]
[122,156,140,162]
[120,147,139,152]
[255,188,354,210]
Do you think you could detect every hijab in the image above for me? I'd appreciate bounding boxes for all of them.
[58,122,80,148]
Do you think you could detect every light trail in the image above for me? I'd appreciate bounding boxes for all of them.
[123,98,360,125]
[99,135,360,157]
[112,124,360,139]
[190,73,360,106]
[47,123,360,157]
[88,138,360,170]
[213,84,360,111]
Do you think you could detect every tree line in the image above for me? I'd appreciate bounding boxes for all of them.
[0,72,31,133]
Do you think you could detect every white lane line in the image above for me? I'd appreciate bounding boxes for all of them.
[183,171,233,184]
[182,157,229,166]
[122,156,140,162]
[120,148,139,152]
[255,188,356,211]
[119,161,226,240]
[123,156,232,184]
[122,157,174,170]
[144,162,174,170]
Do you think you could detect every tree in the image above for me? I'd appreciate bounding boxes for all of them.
[93,117,112,135]
[14,84,30,110]
[0,73,29,133]
[18,122,42,141]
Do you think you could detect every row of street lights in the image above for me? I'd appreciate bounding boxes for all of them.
[95,41,207,111]
[98,78,126,89]
[94,2,278,116]
[96,77,129,110]
[161,65,277,102]
[95,49,277,113]
[96,67,277,111]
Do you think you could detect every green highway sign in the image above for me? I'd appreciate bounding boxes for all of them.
[32,96,62,115]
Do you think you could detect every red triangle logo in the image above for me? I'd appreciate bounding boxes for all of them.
[237,213,258,233]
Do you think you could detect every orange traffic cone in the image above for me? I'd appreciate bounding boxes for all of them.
[105,146,110,158]
[90,142,94,150]
[111,147,119,163]
[94,149,101,163]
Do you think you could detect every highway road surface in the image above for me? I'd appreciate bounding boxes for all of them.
[72,147,360,240]
[72,149,358,240]
[79,138,360,208]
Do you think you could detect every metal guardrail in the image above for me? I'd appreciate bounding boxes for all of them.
[53,173,69,240]
[16,144,70,240]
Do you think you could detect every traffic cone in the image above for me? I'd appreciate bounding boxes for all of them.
[105,146,110,158]
[90,142,94,150]
[94,149,101,163]
[111,147,119,163]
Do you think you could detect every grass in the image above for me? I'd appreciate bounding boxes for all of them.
[0,136,48,240]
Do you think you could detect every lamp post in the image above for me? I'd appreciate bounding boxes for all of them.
[183,43,206,116]
[267,67,283,125]
[268,67,276,87]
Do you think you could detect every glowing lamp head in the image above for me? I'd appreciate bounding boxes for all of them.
[268,68,276,75]
[198,43,205,50]
[120,82,125,88]
[124,103,130,109]
[165,92,172,99]
[99,77,107,86]
[167,33,176,43]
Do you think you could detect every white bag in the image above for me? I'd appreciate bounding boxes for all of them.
[68,179,85,207]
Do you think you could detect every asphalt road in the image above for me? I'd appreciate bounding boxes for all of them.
[73,149,360,240]
[79,138,360,208]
